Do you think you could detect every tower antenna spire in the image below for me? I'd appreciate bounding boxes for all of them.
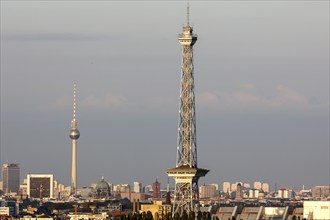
[187,1,190,25]
[73,82,77,122]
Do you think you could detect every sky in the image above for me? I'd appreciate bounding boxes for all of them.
[1,1,329,191]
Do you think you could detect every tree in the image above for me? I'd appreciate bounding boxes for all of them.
[188,211,195,220]
[197,211,202,220]
[164,212,172,220]
[154,212,159,220]
[146,211,153,220]
[212,216,219,220]
[181,210,188,220]
[173,212,180,220]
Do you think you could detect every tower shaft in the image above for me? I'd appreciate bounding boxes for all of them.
[167,10,208,214]
[177,44,197,167]
[71,140,77,194]
[69,82,80,195]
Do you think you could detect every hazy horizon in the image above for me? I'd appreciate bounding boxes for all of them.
[1,1,329,190]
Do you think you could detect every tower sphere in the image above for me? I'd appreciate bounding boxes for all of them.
[69,129,80,140]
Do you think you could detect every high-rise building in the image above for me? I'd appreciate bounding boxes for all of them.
[199,184,216,199]
[166,5,209,214]
[27,174,54,199]
[223,182,231,193]
[2,163,20,194]
[152,179,161,199]
[254,181,262,190]
[235,183,243,201]
[231,182,242,192]
[311,186,330,198]
[261,183,269,192]
[133,181,141,193]
[69,82,80,195]
[243,183,251,189]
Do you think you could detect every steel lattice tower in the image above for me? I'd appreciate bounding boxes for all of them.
[69,82,80,195]
[166,6,209,214]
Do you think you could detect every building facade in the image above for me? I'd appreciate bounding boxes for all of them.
[27,174,54,199]
[2,163,20,194]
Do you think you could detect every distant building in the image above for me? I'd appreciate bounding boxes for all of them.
[121,192,145,202]
[262,183,269,192]
[0,199,18,216]
[231,182,242,192]
[114,184,130,193]
[133,181,141,193]
[80,186,93,198]
[144,185,153,194]
[235,183,243,201]
[140,200,171,219]
[210,183,219,191]
[278,188,294,199]
[2,163,20,194]
[254,181,262,190]
[94,176,111,199]
[223,182,231,193]
[152,179,161,199]
[27,174,53,198]
[311,186,330,198]
[200,184,217,199]
[248,189,259,199]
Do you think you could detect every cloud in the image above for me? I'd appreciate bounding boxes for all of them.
[272,84,307,105]
[2,32,109,42]
[198,91,219,105]
[81,94,126,107]
[241,83,256,90]
[197,84,308,108]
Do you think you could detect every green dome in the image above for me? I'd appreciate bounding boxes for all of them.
[96,176,110,191]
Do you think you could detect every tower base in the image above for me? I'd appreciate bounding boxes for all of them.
[166,165,209,214]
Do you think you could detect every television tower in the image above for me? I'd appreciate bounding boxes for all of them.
[166,5,209,214]
[69,82,80,195]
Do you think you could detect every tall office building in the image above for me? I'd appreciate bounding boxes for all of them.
[254,181,262,190]
[2,163,20,194]
[235,183,243,201]
[69,82,80,195]
[223,182,231,193]
[166,5,208,213]
[199,184,216,199]
[133,181,141,193]
[261,183,269,192]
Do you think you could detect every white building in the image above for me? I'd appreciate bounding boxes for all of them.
[278,189,294,199]
[253,181,262,190]
[113,184,130,193]
[303,201,330,219]
[243,183,251,189]
[133,181,141,193]
[249,189,259,199]
[262,183,269,192]
[223,182,231,193]
[231,182,242,192]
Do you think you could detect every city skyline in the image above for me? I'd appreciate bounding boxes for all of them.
[1,1,329,190]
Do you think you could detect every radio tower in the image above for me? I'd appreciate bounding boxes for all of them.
[69,82,80,195]
[166,5,209,214]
